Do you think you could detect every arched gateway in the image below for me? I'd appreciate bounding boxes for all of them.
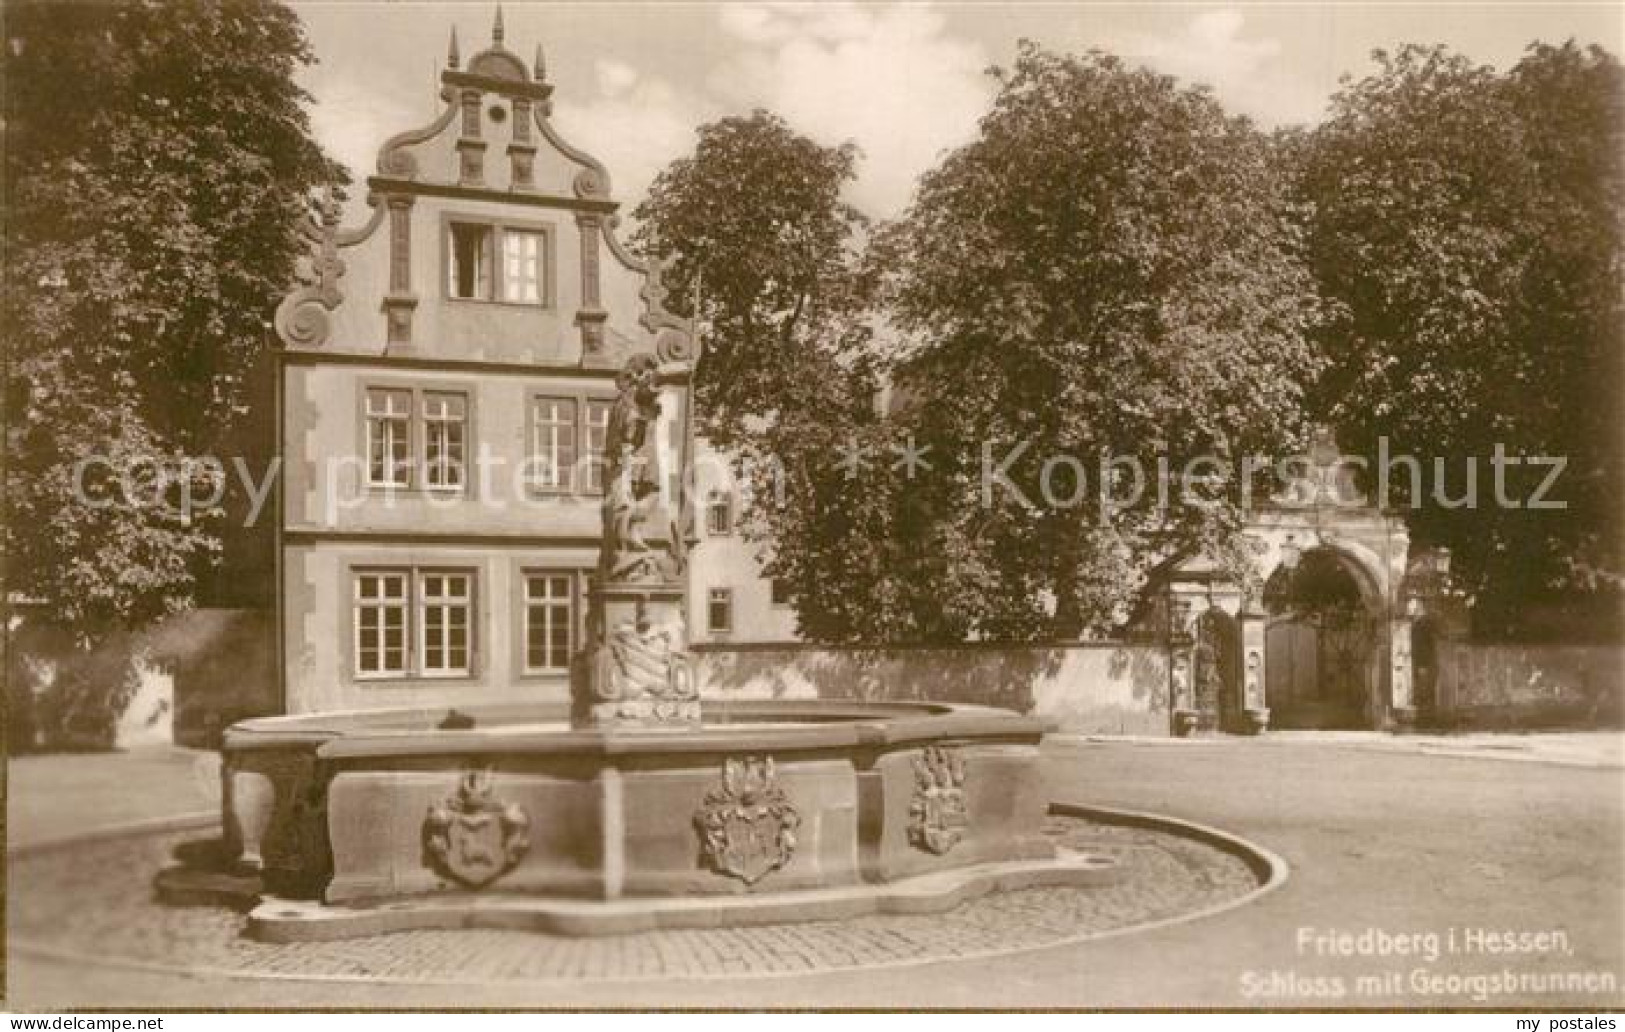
[1155,431,1415,734]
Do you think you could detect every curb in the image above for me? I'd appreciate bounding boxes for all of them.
[1046,733,1624,770]
[7,811,220,859]
[1054,802,1290,891]
[8,802,1288,988]
[1390,744,1622,770]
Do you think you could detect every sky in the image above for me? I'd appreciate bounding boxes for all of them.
[292,1,1621,220]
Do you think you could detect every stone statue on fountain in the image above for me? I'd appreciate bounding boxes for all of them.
[573,352,701,729]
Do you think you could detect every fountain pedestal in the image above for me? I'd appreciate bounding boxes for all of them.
[570,351,702,732]
[573,582,700,730]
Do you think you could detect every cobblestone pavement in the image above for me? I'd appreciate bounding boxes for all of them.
[9,815,1256,983]
[8,742,1621,1007]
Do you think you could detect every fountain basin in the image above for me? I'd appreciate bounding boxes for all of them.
[220,700,1066,930]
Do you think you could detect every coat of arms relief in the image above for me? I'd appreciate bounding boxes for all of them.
[693,756,801,886]
[909,745,969,855]
[423,769,531,889]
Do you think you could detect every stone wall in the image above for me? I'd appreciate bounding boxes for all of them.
[6,638,174,752]
[169,608,280,746]
[695,642,1172,736]
[5,606,244,751]
[1432,641,1624,729]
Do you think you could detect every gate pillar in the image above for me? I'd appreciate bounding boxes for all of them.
[1238,598,1270,734]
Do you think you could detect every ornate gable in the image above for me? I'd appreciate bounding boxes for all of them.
[273,8,693,371]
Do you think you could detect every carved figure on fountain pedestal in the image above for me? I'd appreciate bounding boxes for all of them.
[605,353,661,476]
[601,470,679,585]
[574,351,700,729]
[598,350,683,588]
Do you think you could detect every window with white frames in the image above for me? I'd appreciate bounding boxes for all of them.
[523,572,574,673]
[355,571,409,676]
[365,389,413,488]
[708,588,733,634]
[502,230,545,304]
[418,571,473,676]
[448,223,492,300]
[365,388,471,491]
[530,396,577,491]
[422,392,467,491]
[583,399,613,493]
[448,221,547,305]
[707,491,733,536]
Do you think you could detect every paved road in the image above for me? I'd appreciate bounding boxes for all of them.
[7,738,1623,1009]
[6,745,217,849]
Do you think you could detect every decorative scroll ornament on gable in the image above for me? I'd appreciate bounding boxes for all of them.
[588,219,699,371]
[642,255,698,365]
[273,189,386,350]
[273,193,342,349]
[273,193,342,348]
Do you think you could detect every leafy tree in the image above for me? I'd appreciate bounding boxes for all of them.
[1296,43,1623,631]
[1501,42,1624,621]
[881,43,1325,640]
[632,112,906,643]
[631,111,875,450]
[3,0,339,746]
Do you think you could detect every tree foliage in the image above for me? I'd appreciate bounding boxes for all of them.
[631,111,876,450]
[3,0,339,743]
[635,40,1621,646]
[638,49,1331,644]
[880,43,1325,639]
[1296,42,1623,628]
[632,111,899,642]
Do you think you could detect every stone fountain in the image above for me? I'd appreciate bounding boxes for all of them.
[201,351,1114,940]
[573,351,701,731]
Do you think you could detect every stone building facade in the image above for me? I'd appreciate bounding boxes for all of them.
[684,439,800,648]
[1154,433,1417,732]
[273,17,694,713]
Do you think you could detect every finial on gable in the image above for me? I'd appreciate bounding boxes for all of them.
[533,43,547,82]
[447,26,460,70]
[452,7,534,86]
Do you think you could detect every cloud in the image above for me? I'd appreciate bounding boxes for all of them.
[718,2,876,46]
[594,58,640,98]
[300,66,426,219]
[551,60,708,216]
[1121,8,1325,127]
[304,74,406,179]
[710,3,995,215]
[549,3,994,218]
[301,3,995,221]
